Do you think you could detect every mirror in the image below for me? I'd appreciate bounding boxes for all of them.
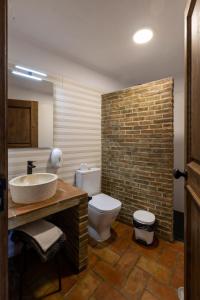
[8,68,54,148]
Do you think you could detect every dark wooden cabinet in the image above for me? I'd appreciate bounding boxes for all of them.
[7,99,38,148]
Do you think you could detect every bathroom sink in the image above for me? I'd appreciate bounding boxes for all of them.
[9,173,58,204]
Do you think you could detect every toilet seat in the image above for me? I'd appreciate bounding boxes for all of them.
[89,193,121,213]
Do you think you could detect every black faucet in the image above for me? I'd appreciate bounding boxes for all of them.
[27,161,36,174]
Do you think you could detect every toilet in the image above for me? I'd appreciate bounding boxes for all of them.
[75,167,121,242]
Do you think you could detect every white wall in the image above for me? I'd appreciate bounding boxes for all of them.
[8,37,185,212]
[8,37,123,183]
[8,78,103,183]
[174,76,185,212]
[8,36,123,93]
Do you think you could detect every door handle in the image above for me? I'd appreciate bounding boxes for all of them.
[173,169,188,179]
[0,178,6,212]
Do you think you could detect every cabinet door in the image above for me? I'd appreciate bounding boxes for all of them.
[8,99,38,148]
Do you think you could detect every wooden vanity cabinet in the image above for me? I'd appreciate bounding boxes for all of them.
[7,99,38,148]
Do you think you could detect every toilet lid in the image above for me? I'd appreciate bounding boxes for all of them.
[133,210,155,225]
[89,193,121,212]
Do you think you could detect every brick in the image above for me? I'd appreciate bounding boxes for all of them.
[102,78,173,241]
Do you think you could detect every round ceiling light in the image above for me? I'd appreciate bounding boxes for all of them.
[133,28,153,44]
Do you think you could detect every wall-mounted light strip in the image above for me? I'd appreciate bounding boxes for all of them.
[15,65,47,77]
[12,70,42,81]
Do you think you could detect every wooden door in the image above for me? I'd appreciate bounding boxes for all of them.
[185,0,200,299]
[0,0,8,299]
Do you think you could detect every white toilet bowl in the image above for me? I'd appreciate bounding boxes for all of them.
[75,167,122,242]
[88,193,121,242]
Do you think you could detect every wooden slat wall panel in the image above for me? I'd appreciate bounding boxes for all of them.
[8,77,101,184]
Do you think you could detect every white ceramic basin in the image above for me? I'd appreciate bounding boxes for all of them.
[9,173,58,204]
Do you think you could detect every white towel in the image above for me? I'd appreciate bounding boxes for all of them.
[17,219,63,252]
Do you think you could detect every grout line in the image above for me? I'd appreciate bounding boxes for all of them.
[141,288,160,300]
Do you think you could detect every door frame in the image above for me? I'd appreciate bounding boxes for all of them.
[184,1,192,299]
[185,0,196,162]
[185,0,200,299]
[0,0,8,299]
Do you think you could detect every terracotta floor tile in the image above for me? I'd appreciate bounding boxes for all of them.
[171,267,184,289]
[157,247,178,269]
[61,275,77,296]
[93,282,127,300]
[89,223,132,257]
[34,284,59,299]
[64,271,100,300]
[169,241,184,253]
[147,277,179,300]
[122,267,149,299]
[10,222,184,300]
[109,235,131,256]
[129,241,162,260]
[137,256,172,285]
[93,260,124,287]
[141,290,158,300]
[43,292,65,300]
[171,252,184,289]
[171,272,184,289]
[88,247,100,268]
[115,223,133,239]
[77,268,89,281]
[89,231,117,250]
[176,252,184,270]
[159,240,184,254]
[116,247,139,277]
[91,245,120,265]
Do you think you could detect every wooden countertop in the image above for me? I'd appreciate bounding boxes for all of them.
[8,179,88,230]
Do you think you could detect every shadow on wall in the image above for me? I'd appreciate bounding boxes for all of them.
[174,135,185,213]
[173,78,185,213]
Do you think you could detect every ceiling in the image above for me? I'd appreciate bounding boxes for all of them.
[8,0,187,85]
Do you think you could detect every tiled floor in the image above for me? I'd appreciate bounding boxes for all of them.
[10,221,184,300]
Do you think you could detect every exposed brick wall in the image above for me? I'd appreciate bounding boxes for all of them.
[51,195,88,271]
[102,78,174,241]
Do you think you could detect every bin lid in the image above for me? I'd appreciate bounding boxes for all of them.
[133,210,155,225]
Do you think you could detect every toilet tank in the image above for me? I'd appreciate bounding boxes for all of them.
[75,167,101,196]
